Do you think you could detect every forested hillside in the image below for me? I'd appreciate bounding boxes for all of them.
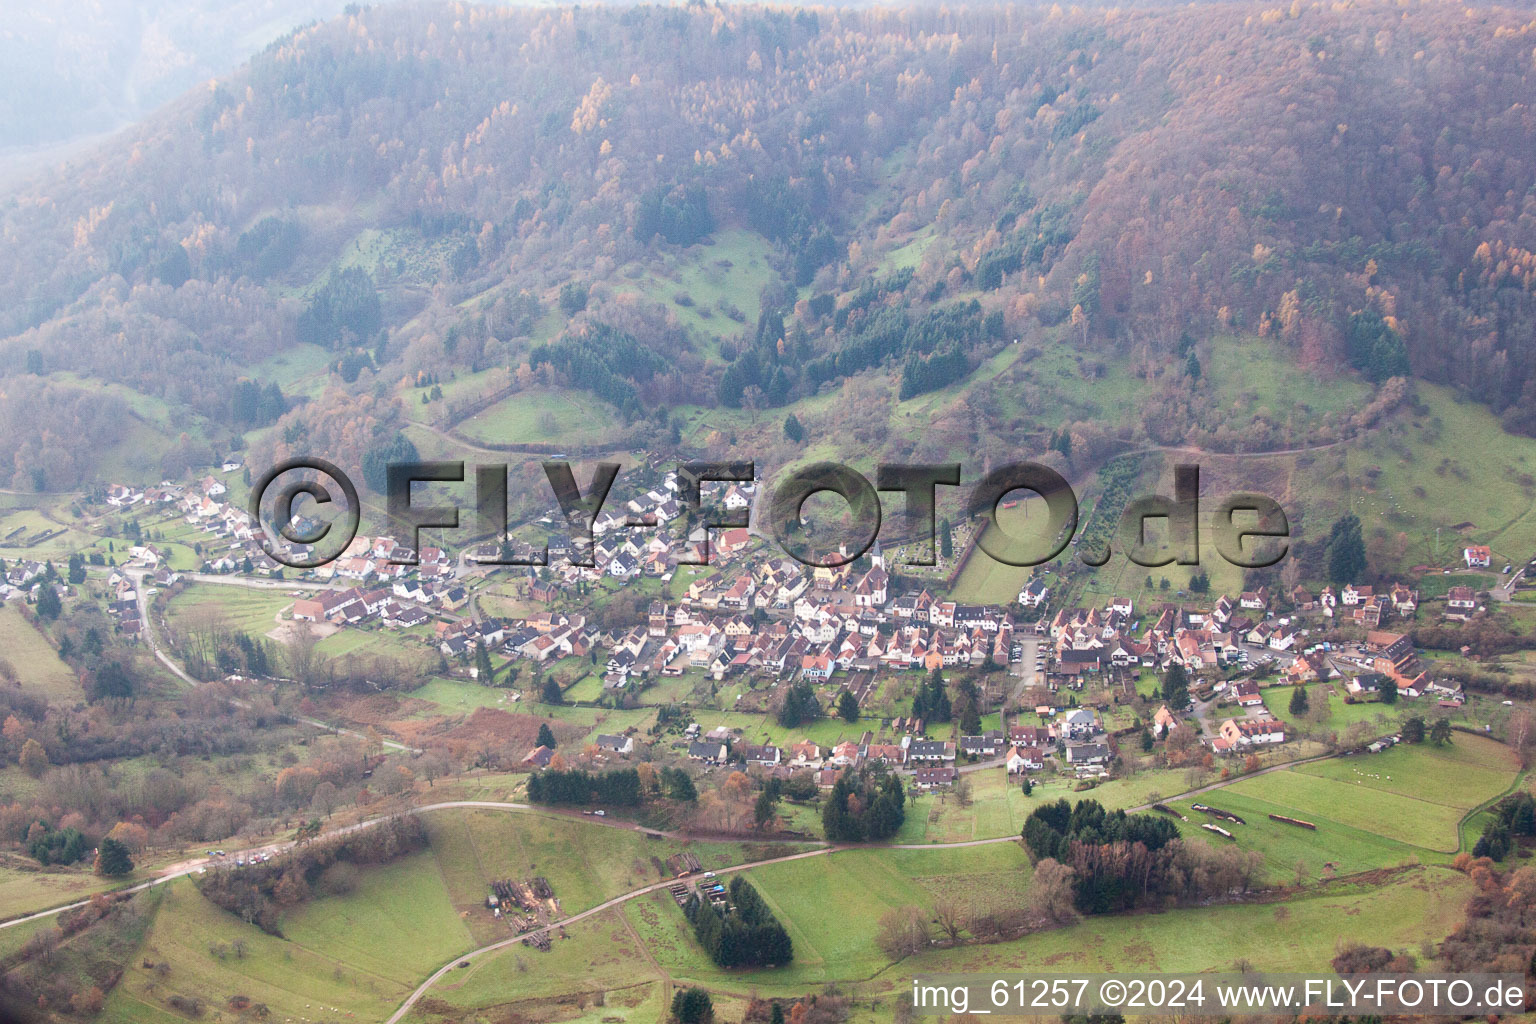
[1,0,1534,488]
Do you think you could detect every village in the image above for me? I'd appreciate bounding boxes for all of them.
[34,465,1512,804]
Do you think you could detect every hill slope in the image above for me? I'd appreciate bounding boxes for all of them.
[0,1,1534,491]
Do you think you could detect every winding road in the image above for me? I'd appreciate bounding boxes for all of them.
[0,726,1438,1024]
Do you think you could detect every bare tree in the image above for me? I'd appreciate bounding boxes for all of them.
[311,781,339,819]
[418,750,450,787]
[1027,858,1079,925]
[875,906,931,960]
[934,900,966,943]
[23,925,62,965]
[286,627,326,690]
[741,384,764,424]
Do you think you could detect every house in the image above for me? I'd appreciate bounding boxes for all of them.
[913,766,959,789]
[1238,587,1269,612]
[743,744,782,767]
[1064,742,1112,766]
[1005,745,1044,773]
[906,740,956,762]
[800,653,834,681]
[788,741,823,766]
[958,731,1004,757]
[1008,724,1048,746]
[864,743,906,767]
[1061,707,1099,738]
[1232,680,1265,707]
[1445,585,1478,618]
[1153,704,1181,734]
[596,734,634,755]
[688,741,729,764]
[1347,672,1387,696]
[1464,545,1492,569]
[1219,717,1286,746]
[1018,578,1050,608]
[829,741,861,767]
[522,745,554,767]
[1342,584,1373,607]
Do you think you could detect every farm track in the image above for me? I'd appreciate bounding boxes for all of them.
[0,736,1476,1022]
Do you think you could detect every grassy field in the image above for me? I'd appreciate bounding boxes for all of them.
[609,228,779,360]
[0,861,117,921]
[104,876,429,1023]
[626,854,1466,995]
[622,843,1029,990]
[162,585,294,637]
[96,788,1486,1024]
[686,709,868,750]
[100,808,809,1022]
[280,852,475,982]
[1258,681,1405,731]
[1204,334,1372,425]
[1284,384,1536,573]
[315,625,427,661]
[914,866,1469,974]
[0,604,80,701]
[894,767,1194,844]
[404,910,664,1024]
[420,808,782,942]
[413,857,1469,1021]
[1218,734,1517,856]
[454,387,630,447]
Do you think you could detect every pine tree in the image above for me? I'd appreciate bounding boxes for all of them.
[783,413,805,442]
[94,837,134,876]
[34,584,61,620]
[836,690,859,723]
[1162,663,1190,712]
[670,987,713,1024]
[537,723,556,748]
[1326,513,1367,584]
[1288,685,1309,716]
[939,518,953,560]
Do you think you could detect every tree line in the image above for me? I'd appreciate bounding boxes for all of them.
[525,767,643,807]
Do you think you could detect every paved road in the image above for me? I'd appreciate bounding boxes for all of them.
[0,738,1393,1019]
[0,799,814,933]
